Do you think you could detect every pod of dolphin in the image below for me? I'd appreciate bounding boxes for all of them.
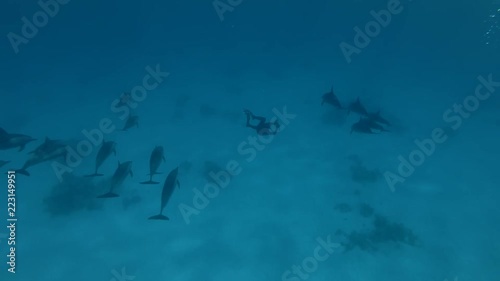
[321,86,391,134]
[1,87,392,221]
[0,120,179,220]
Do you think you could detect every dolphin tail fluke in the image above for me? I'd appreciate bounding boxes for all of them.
[148,214,169,220]
[140,180,160,184]
[15,169,30,176]
[84,173,104,177]
[96,192,119,198]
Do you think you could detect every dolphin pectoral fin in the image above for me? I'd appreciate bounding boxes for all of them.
[177,180,180,189]
[148,214,169,220]
[84,173,104,177]
[129,170,134,177]
[15,169,30,176]
[19,145,25,152]
[140,180,159,184]
[162,156,166,163]
[96,192,119,198]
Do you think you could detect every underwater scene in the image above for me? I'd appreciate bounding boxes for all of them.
[0,0,499,280]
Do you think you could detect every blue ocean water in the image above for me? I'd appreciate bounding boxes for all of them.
[0,0,499,280]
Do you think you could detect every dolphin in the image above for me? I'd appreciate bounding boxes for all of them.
[140,146,166,184]
[14,138,67,176]
[0,128,36,151]
[84,140,117,177]
[347,98,368,116]
[365,118,390,132]
[28,137,61,155]
[97,161,133,198]
[0,160,10,168]
[350,118,389,134]
[367,111,391,126]
[149,167,180,220]
[321,87,343,109]
[350,118,376,134]
[122,115,139,131]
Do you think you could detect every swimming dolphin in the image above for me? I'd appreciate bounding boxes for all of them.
[365,117,390,132]
[321,87,343,109]
[149,167,180,220]
[96,161,133,198]
[350,118,388,134]
[140,146,166,184]
[14,138,67,176]
[84,140,117,177]
[350,118,376,134]
[28,137,61,155]
[0,160,10,168]
[122,115,139,131]
[347,98,368,116]
[0,128,36,152]
[367,111,391,126]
